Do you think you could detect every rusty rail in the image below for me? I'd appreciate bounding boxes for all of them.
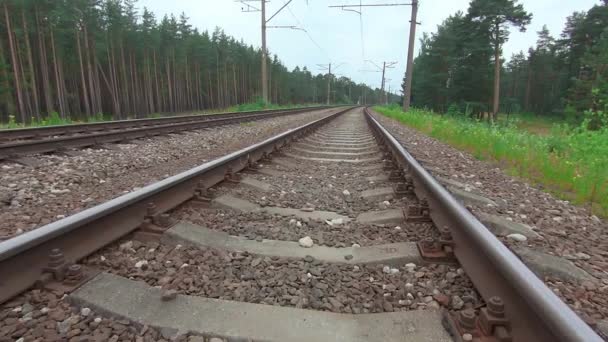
[0,106,331,159]
[364,107,601,342]
[0,107,351,304]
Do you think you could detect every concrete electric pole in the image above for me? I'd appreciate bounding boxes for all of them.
[330,2,419,109]
[317,62,344,105]
[402,0,419,112]
[237,0,302,104]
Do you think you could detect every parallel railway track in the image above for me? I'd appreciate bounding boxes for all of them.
[0,106,330,160]
[0,106,601,341]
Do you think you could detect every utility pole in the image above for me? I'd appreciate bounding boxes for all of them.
[237,0,302,104]
[317,62,344,105]
[381,62,386,103]
[327,63,331,105]
[403,0,419,112]
[330,2,419,109]
[261,1,268,103]
[361,60,397,105]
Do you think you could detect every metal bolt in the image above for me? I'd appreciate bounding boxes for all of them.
[421,237,436,250]
[146,203,157,216]
[48,248,65,268]
[487,296,505,318]
[64,264,84,285]
[459,309,477,331]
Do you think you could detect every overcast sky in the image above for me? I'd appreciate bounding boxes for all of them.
[137,0,599,94]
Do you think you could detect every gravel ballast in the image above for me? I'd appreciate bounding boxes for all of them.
[371,109,608,331]
[85,240,478,314]
[0,108,337,239]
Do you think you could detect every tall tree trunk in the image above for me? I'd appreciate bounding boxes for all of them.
[83,26,98,114]
[4,3,26,123]
[35,7,54,115]
[50,29,67,118]
[0,35,14,120]
[15,32,33,121]
[492,24,501,122]
[152,50,160,111]
[22,9,40,121]
[525,64,532,112]
[76,26,91,117]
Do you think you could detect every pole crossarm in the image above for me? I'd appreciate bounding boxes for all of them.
[267,25,306,31]
[329,3,412,8]
[236,0,261,12]
[267,0,293,23]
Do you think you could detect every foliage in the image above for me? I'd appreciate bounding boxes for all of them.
[407,1,608,127]
[0,0,384,124]
[375,105,608,217]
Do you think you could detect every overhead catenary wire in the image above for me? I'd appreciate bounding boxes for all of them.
[283,0,330,61]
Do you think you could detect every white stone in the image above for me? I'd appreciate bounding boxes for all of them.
[180,263,189,268]
[382,200,390,206]
[575,252,591,260]
[462,333,473,341]
[507,233,527,242]
[298,236,314,248]
[100,256,106,262]
[289,219,297,226]
[405,263,416,271]
[352,243,361,248]
[296,221,303,228]
[15,228,23,235]
[353,265,360,271]
[119,241,133,251]
[94,317,102,324]
[175,244,182,250]
[40,307,50,314]
[134,260,148,268]
[389,268,400,274]
[405,283,414,291]
[342,189,351,196]
[80,307,91,317]
[330,218,344,225]
[394,226,402,230]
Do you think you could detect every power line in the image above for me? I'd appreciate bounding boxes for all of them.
[282,1,330,60]
[329,1,420,110]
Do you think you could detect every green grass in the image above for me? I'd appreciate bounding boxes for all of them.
[499,112,561,136]
[0,101,321,129]
[375,105,608,217]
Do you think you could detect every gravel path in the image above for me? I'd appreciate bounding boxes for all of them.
[371,110,608,332]
[0,108,337,239]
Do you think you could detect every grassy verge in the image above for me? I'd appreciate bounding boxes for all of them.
[499,112,561,136]
[375,105,608,217]
[0,101,322,129]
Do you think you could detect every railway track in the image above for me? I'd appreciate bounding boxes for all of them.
[0,106,329,160]
[0,107,602,341]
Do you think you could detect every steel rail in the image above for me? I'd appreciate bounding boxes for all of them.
[364,108,601,342]
[0,107,352,304]
[0,106,330,141]
[0,107,332,159]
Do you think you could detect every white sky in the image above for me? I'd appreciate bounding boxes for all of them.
[137,0,600,94]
